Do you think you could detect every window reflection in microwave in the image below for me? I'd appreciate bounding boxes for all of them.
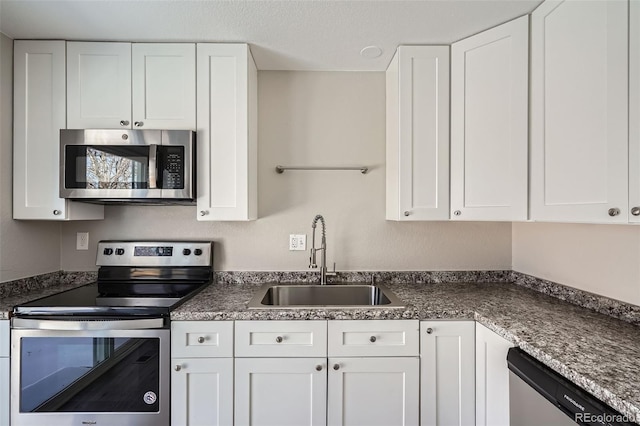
[76,147,149,189]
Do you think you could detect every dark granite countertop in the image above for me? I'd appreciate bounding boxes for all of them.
[2,276,639,423]
[171,281,640,423]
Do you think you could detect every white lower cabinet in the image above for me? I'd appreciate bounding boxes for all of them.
[1,320,8,426]
[233,320,419,426]
[171,321,234,426]
[475,323,514,426]
[327,357,419,426]
[234,357,328,426]
[420,321,475,426]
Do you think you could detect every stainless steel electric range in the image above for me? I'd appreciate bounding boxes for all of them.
[10,241,212,426]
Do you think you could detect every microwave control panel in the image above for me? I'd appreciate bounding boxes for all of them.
[160,146,184,189]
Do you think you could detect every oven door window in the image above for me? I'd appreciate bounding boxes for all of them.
[65,145,149,189]
[19,337,160,413]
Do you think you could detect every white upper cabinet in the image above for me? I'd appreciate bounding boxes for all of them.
[451,16,529,221]
[196,43,258,221]
[630,0,640,223]
[67,42,195,130]
[13,40,103,220]
[131,43,196,130]
[386,46,450,221]
[530,0,629,223]
[67,42,132,129]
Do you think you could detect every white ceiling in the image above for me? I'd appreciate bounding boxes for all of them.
[0,0,542,71]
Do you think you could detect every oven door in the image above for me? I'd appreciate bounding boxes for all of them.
[11,318,169,426]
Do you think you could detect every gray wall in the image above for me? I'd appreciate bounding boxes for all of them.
[512,222,640,305]
[0,33,61,282]
[60,71,513,272]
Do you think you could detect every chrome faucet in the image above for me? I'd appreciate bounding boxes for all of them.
[309,214,336,285]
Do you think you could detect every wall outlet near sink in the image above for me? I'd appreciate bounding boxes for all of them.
[289,234,306,251]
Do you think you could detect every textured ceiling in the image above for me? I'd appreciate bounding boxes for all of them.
[0,0,542,71]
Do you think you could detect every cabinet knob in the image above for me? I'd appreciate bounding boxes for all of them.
[134,121,144,127]
[197,336,205,344]
[608,208,621,217]
[174,365,182,372]
[120,120,129,126]
[404,211,410,217]
[333,364,340,371]
[52,210,61,216]
[200,210,209,217]
[315,365,323,371]
[276,336,283,343]
[369,336,377,343]
[631,207,640,216]
[426,328,433,334]
[454,210,462,216]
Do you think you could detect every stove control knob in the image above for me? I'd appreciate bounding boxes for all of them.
[115,248,125,256]
[103,248,114,255]
[194,249,203,256]
[183,248,191,256]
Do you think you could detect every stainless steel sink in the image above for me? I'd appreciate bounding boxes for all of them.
[248,283,405,309]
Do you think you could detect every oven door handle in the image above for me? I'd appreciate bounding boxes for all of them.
[11,317,166,331]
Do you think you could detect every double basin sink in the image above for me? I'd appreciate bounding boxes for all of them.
[248,283,405,309]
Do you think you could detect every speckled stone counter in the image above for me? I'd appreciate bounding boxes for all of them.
[172,281,640,424]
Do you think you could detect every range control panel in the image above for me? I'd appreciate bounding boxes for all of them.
[96,241,212,267]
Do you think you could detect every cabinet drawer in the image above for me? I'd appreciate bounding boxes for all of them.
[328,320,419,357]
[171,321,233,358]
[235,320,327,357]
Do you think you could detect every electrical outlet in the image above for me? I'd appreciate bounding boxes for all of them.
[289,234,306,251]
[76,232,89,250]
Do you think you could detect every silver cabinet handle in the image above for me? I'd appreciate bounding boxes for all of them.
[333,364,340,371]
[632,207,640,216]
[369,336,376,343]
[454,210,462,216]
[608,208,621,217]
[276,336,283,343]
[426,328,433,334]
[200,211,209,217]
[174,365,182,372]
[53,210,61,216]
[404,211,410,217]
[315,365,323,371]
[120,120,129,126]
[198,337,205,344]
[134,121,144,127]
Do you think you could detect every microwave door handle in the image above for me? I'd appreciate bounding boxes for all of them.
[148,144,158,189]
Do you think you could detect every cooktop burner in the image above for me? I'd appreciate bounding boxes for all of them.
[13,241,213,318]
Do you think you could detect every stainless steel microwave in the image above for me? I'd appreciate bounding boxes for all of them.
[60,129,195,203]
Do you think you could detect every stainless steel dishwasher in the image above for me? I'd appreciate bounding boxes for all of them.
[507,348,636,426]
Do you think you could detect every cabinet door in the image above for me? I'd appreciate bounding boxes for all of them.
[451,16,529,221]
[475,323,514,426]
[327,357,419,426]
[196,44,257,221]
[132,43,196,130]
[67,42,132,129]
[0,357,7,426]
[630,0,640,223]
[386,46,450,221]
[171,358,233,426]
[420,321,475,426]
[234,358,327,426]
[530,0,629,223]
[13,40,103,221]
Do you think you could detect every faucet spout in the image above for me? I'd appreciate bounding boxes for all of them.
[309,214,333,284]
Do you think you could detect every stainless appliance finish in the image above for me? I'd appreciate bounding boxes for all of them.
[248,283,405,309]
[60,129,195,203]
[507,347,636,426]
[11,241,212,426]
